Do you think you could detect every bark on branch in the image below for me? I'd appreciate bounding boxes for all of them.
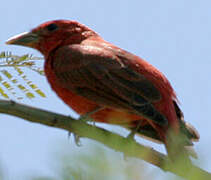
[0,99,210,180]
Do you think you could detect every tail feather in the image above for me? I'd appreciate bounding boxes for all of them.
[127,100,199,159]
[173,100,200,143]
[185,122,200,142]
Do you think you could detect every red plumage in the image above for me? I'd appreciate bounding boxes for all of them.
[6,20,199,160]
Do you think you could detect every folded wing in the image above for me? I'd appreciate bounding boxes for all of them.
[51,44,168,126]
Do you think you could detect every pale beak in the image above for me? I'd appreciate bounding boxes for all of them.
[6,31,39,47]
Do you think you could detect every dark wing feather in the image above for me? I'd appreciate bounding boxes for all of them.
[52,44,167,126]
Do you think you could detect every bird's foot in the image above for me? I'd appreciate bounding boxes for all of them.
[68,131,82,146]
[124,120,143,160]
[73,133,82,146]
[78,114,92,122]
[78,107,104,124]
[126,120,143,141]
[122,130,136,160]
[126,131,136,140]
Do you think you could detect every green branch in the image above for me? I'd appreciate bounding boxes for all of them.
[0,99,210,180]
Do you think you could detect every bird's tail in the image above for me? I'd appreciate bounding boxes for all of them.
[131,120,199,150]
[129,116,199,160]
[128,100,199,160]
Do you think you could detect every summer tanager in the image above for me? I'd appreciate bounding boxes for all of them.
[6,20,199,160]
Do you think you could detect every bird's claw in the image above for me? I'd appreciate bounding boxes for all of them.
[80,107,103,121]
[74,134,82,146]
[78,114,92,122]
[68,131,71,140]
[123,131,136,160]
[67,107,103,146]
[79,107,103,125]
[123,124,142,160]
[78,114,96,127]
[126,131,136,140]
[67,132,82,146]
[126,120,143,141]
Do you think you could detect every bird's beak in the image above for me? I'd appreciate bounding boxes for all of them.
[6,31,39,47]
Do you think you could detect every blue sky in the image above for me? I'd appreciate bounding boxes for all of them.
[1,0,211,179]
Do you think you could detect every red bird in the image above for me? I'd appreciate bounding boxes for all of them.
[6,20,199,160]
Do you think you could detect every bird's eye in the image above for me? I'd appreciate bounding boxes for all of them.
[46,23,58,31]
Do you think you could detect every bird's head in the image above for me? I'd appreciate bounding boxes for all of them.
[6,20,97,56]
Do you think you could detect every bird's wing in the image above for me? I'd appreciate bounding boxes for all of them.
[51,44,167,126]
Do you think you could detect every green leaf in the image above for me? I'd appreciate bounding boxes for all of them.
[0,86,9,98]
[0,51,46,99]
[14,67,24,75]
[26,92,35,98]
[1,70,13,79]
[35,89,46,97]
